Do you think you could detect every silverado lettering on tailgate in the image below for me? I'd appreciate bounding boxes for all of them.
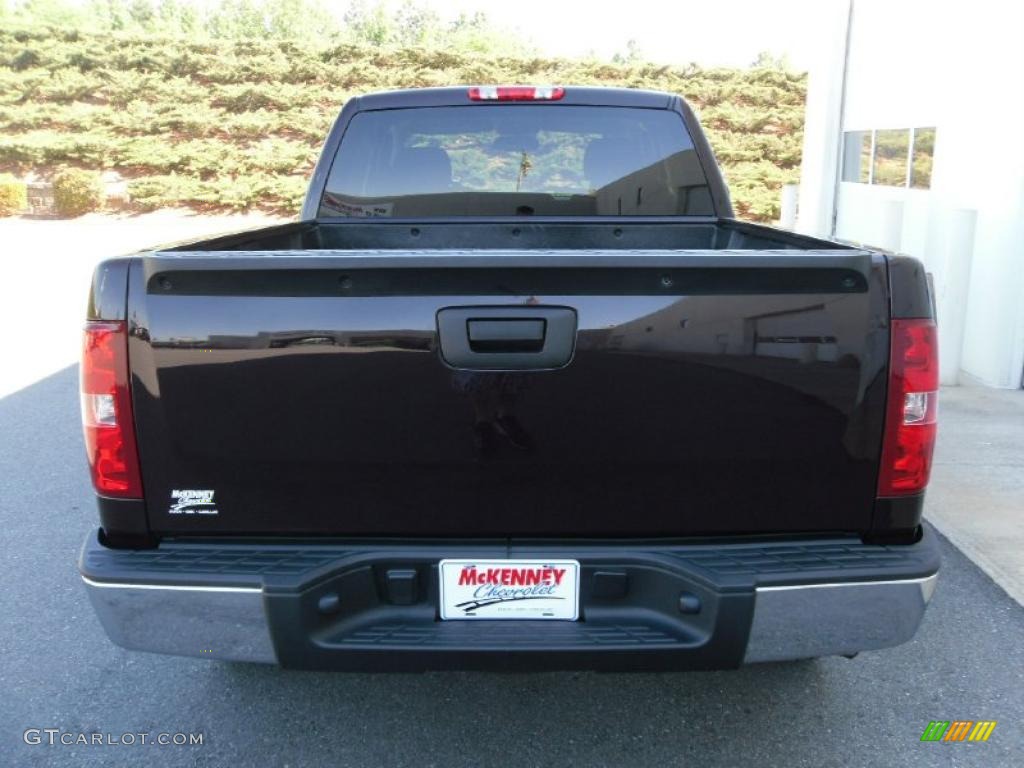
[168,489,218,516]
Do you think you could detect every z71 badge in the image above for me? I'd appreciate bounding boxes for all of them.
[168,489,218,516]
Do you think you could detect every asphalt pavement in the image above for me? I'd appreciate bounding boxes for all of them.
[928,386,1024,605]
[1,366,1021,767]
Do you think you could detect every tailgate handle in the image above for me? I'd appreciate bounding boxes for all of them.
[467,319,546,352]
[437,306,577,370]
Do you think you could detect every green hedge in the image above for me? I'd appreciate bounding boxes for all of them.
[0,172,27,216]
[52,168,104,216]
[0,26,806,220]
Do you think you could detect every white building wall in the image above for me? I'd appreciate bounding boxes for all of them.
[797,0,1024,388]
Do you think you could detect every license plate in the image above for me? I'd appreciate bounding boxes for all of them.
[439,559,580,620]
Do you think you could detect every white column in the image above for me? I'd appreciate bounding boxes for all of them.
[778,184,799,229]
[931,209,977,385]
[795,0,852,237]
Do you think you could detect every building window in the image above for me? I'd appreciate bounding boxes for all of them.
[841,128,936,189]
[873,130,910,186]
[841,131,872,183]
[910,128,935,189]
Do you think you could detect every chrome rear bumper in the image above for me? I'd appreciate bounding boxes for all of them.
[83,577,277,663]
[743,574,938,663]
[80,527,940,669]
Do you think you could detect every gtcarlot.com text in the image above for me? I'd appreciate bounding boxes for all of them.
[24,729,204,747]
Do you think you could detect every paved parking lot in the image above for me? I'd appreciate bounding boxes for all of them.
[0,366,1021,767]
[928,386,1024,604]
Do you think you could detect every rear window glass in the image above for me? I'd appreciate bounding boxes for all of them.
[320,105,714,217]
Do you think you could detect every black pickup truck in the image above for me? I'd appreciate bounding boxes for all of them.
[79,86,940,671]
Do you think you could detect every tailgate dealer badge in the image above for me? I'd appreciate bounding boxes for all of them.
[168,489,218,516]
[439,560,580,620]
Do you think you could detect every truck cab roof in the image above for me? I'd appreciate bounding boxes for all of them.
[352,85,677,111]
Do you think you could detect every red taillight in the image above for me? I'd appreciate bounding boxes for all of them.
[467,86,565,101]
[877,318,938,496]
[81,321,143,498]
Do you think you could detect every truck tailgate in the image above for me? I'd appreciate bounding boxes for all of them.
[127,250,889,537]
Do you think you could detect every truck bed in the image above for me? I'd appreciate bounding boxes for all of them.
[160,218,849,254]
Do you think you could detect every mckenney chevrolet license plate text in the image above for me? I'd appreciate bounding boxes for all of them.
[439,560,580,620]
